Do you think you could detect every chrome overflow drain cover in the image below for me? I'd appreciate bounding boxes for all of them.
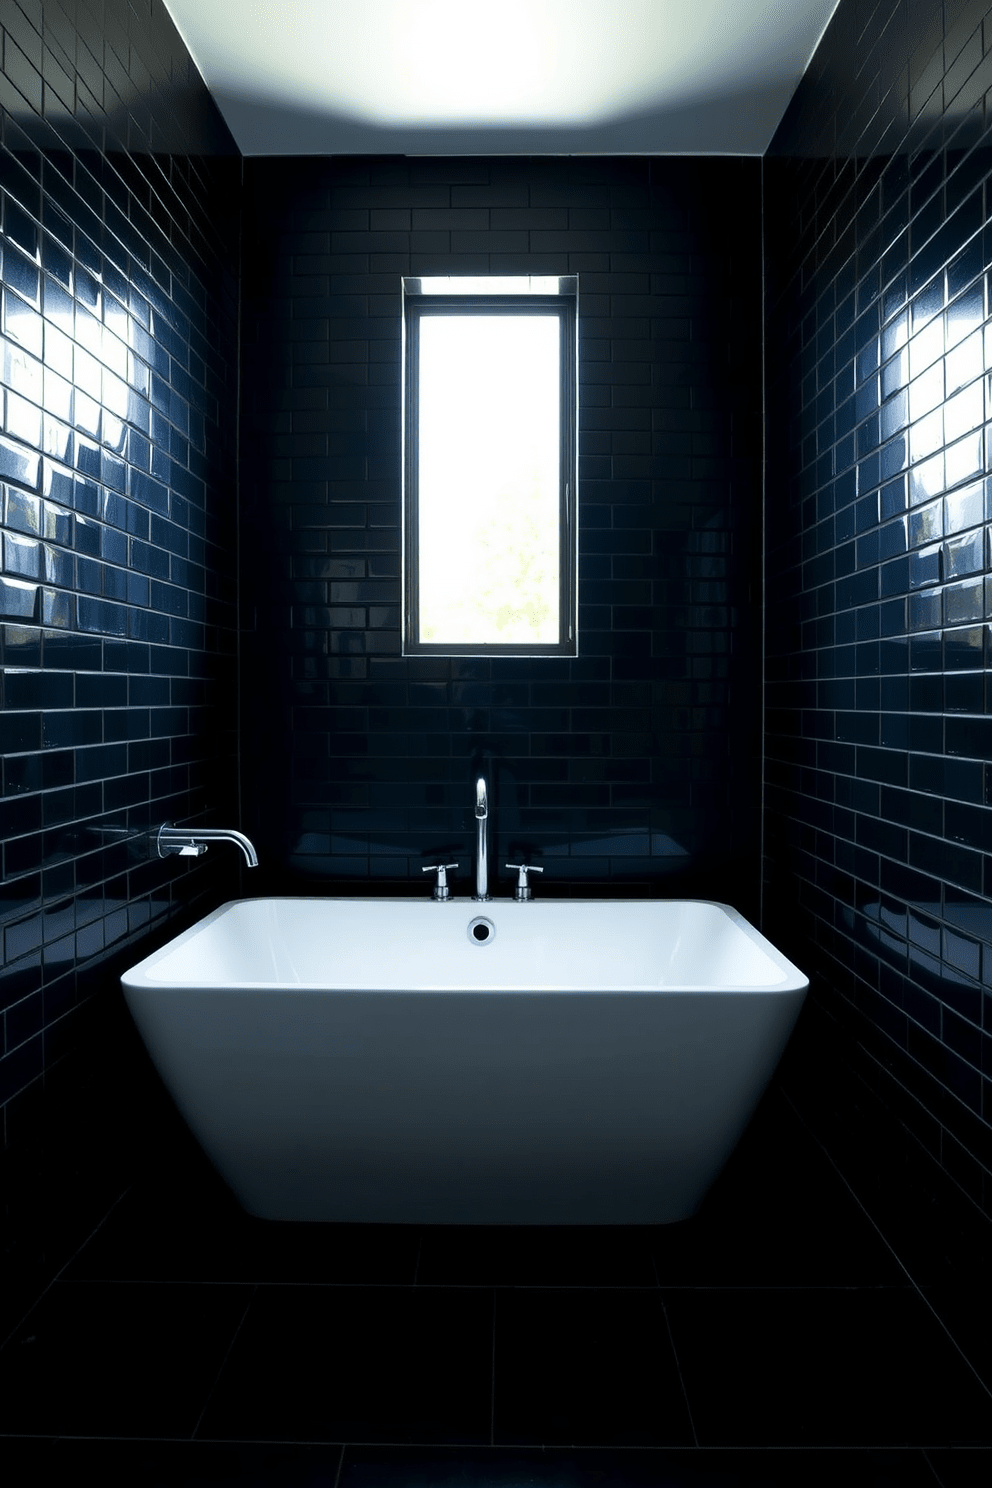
[467,915,495,946]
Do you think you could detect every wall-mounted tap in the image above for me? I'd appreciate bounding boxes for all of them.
[157,824,258,868]
[473,776,490,901]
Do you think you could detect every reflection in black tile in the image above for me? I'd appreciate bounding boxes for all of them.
[0,0,242,1131]
[197,1285,494,1444]
[493,1289,694,1447]
[764,0,992,1234]
[663,1287,992,1447]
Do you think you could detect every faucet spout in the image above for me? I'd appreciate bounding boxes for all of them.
[473,776,490,901]
[157,824,259,868]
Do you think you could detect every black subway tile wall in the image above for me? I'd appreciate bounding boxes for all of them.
[764,0,992,1214]
[0,0,240,1144]
[240,157,763,906]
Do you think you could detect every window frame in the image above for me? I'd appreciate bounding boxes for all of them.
[401,277,578,658]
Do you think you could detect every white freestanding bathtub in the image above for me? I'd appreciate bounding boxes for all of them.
[121,897,807,1224]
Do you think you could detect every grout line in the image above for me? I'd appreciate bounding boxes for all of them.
[781,1087,992,1403]
[0,1179,134,1353]
[921,1446,951,1487]
[41,1277,923,1290]
[0,1433,984,1453]
[490,1288,497,1448]
[840,1035,992,1229]
[331,1441,346,1488]
[659,1293,699,1449]
[51,1276,743,1290]
[191,1282,257,1440]
[786,989,992,1233]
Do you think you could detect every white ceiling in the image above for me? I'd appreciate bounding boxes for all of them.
[163,0,840,157]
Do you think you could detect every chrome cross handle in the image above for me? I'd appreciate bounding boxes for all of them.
[423,863,459,901]
[506,863,544,901]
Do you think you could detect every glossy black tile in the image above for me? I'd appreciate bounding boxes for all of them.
[241,156,763,912]
[64,1147,421,1287]
[416,1224,658,1289]
[664,1286,992,1448]
[1,1440,345,1486]
[650,1094,906,1289]
[928,1449,992,1488]
[0,1441,954,1487]
[340,1445,958,1488]
[493,1287,694,1448]
[198,1284,494,1445]
[0,0,241,1137]
[0,1278,252,1438]
[765,0,992,1217]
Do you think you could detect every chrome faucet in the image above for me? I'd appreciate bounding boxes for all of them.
[473,775,490,901]
[507,862,544,901]
[423,862,458,901]
[157,823,258,868]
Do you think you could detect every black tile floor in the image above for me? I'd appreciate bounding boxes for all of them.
[1,1081,991,1486]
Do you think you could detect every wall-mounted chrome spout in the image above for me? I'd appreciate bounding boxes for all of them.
[157,824,258,868]
[473,776,490,901]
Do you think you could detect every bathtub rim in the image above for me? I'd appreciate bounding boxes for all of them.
[121,896,809,997]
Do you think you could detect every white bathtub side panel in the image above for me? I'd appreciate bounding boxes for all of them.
[123,986,806,1224]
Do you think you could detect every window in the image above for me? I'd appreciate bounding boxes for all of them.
[402,276,577,656]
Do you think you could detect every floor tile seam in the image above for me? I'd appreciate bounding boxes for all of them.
[922,1445,954,1487]
[781,1087,992,1405]
[418,1281,661,1289]
[50,1278,923,1291]
[1,1433,980,1455]
[490,1288,496,1448]
[658,1293,699,1448]
[227,1280,668,1291]
[0,1182,134,1353]
[191,1283,258,1442]
[490,1281,664,1291]
[57,1277,263,1286]
[654,1282,917,1292]
[687,1437,992,1452]
[179,1432,992,1450]
[332,1443,951,1455]
[490,1286,685,1451]
[56,1278,474,1288]
[332,1440,346,1488]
